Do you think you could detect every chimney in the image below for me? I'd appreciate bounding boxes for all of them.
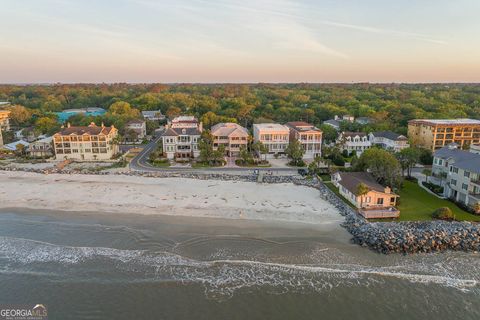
[199,121,203,132]
[67,122,71,128]
[101,122,105,127]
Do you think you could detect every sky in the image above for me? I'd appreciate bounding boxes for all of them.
[1,0,480,83]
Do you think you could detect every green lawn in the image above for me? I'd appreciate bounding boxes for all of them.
[191,162,224,168]
[397,180,480,222]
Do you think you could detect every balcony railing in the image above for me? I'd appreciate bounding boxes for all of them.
[359,206,400,219]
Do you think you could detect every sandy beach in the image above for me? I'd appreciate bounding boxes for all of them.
[0,171,343,225]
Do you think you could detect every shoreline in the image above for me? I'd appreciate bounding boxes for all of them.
[0,171,343,226]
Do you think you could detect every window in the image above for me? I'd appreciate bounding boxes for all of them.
[451,179,457,186]
[462,183,468,191]
[464,171,470,178]
[377,198,384,205]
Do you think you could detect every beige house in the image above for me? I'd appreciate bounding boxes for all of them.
[211,123,249,156]
[332,172,400,219]
[408,119,480,151]
[53,123,119,161]
[286,121,322,159]
[253,123,290,157]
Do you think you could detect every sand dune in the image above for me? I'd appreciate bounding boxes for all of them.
[0,171,342,225]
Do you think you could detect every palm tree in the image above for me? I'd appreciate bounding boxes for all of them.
[356,183,370,208]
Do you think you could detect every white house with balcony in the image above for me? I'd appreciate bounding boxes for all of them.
[161,116,202,160]
[337,132,372,156]
[369,131,409,152]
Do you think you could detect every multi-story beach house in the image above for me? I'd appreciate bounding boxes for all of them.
[162,116,202,160]
[369,131,409,152]
[332,171,400,218]
[431,144,480,210]
[286,121,322,159]
[211,122,249,157]
[125,119,147,140]
[408,119,480,151]
[253,123,290,157]
[29,136,54,158]
[336,132,372,156]
[53,122,119,161]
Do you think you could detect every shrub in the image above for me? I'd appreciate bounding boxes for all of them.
[432,207,454,220]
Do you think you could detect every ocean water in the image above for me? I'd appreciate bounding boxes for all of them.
[0,211,479,320]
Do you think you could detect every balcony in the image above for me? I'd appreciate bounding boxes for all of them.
[469,192,480,201]
[359,206,400,219]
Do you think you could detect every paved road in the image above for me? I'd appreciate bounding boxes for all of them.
[129,135,300,175]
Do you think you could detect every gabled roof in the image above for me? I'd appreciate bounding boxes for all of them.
[162,127,201,137]
[56,123,115,136]
[323,120,340,127]
[371,131,408,141]
[342,131,367,138]
[336,172,396,195]
[434,146,480,174]
[2,140,29,151]
[211,123,248,137]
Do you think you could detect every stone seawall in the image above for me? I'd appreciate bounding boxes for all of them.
[2,166,479,254]
[317,178,480,254]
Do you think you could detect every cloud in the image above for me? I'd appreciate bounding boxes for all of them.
[320,20,448,45]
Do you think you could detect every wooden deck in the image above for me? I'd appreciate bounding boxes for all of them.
[359,206,400,219]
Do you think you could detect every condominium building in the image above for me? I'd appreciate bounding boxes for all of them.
[432,144,480,210]
[253,123,290,156]
[408,119,480,151]
[162,116,202,160]
[337,132,372,156]
[331,171,400,218]
[369,131,409,152]
[53,123,119,161]
[211,122,249,157]
[286,121,322,159]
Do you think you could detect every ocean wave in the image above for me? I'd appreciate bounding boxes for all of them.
[0,236,478,299]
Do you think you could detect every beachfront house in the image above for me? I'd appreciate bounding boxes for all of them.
[336,132,372,156]
[253,123,290,157]
[211,122,249,157]
[29,136,54,158]
[285,121,322,159]
[332,171,400,218]
[431,144,480,211]
[369,131,409,152]
[53,122,119,161]
[161,116,202,160]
